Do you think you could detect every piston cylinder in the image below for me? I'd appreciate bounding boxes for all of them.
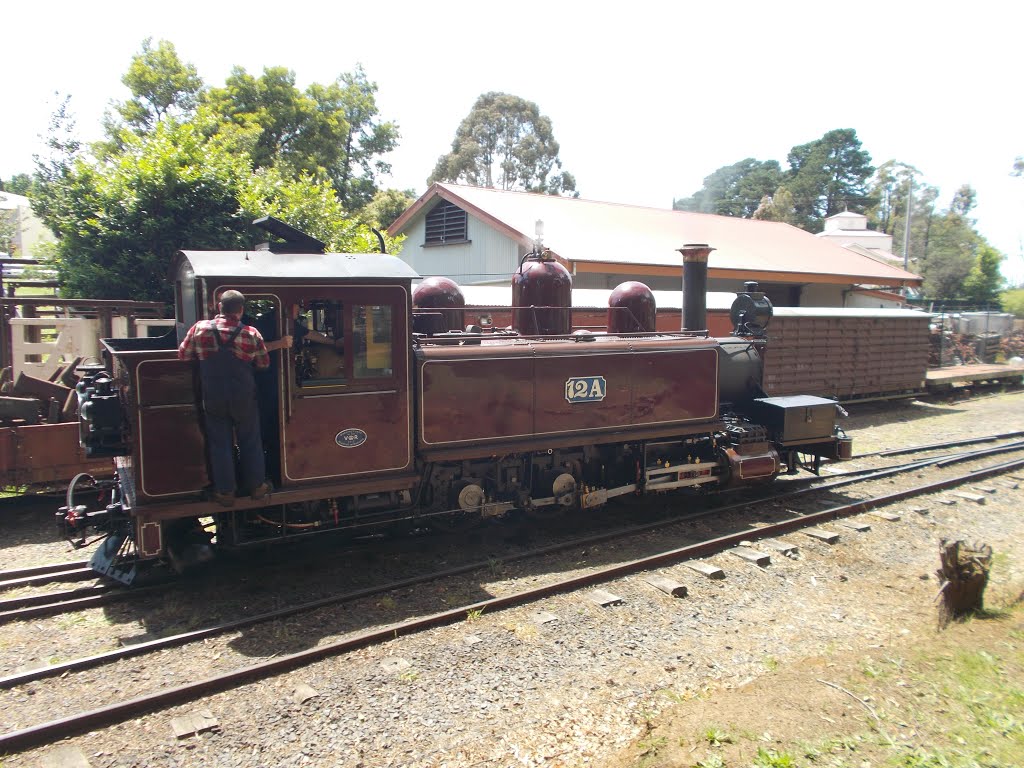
[719,442,780,488]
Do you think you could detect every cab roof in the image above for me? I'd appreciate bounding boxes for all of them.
[178,250,420,281]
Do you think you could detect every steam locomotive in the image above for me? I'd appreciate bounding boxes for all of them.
[62,222,850,583]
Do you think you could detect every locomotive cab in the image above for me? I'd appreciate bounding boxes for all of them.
[68,244,420,581]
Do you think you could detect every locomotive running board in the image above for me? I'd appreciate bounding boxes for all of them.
[127,473,421,523]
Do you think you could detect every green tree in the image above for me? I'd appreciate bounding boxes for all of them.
[751,185,797,224]
[429,92,576,195]
[110,38,203,134]
[239,168,402,255]
[204,64,398,209]
[866,160,921,236]
[32,106,392,302]
[364,188,417,229]
[0,209,15,255]
[917,209,984,299]
[1,174,33,196]
[31,94,84,239]
[674,158,782,218]
[962,244,1005,304]
[950,184,977,216]
[1001,289,1024,316]
[319,65,400,210]
[205,66,331,178]
[785,128,874,231]
[33,117,251,301]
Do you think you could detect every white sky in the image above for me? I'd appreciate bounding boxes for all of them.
[4,1,1023,280]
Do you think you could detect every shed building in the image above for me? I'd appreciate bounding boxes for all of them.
[389,184,922,309]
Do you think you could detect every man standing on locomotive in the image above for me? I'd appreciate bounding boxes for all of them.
[178,290,291,507]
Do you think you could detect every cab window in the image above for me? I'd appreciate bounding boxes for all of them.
[295,300,346,387]
[353,304,393,378]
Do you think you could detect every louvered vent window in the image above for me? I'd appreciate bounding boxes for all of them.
[424,201,468,245]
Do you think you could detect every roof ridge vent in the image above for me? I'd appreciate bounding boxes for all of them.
[252,216,326,254]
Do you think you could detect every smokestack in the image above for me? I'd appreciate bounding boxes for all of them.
[679,243,714,332]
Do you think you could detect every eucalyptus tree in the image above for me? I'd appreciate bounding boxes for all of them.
[784,128,874,231]
[429,92,576,195]
[674,158,782,218]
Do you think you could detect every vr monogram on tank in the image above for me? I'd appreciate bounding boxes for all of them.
[564,376,607,403]
[335,428,368,448]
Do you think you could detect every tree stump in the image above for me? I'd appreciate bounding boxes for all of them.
[936,539,992,627]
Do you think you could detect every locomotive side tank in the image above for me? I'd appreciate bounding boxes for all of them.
[416,334,720,456]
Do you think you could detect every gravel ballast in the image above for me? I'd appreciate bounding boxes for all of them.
[3,391,1024,767]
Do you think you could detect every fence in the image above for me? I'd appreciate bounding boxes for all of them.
[1,297,172,379]
[922,302,1014,368]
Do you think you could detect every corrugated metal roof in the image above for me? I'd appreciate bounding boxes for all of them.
[0,192,30,211]
[817,229,891,238]
[180,250,420,280]
[391,184,922,286]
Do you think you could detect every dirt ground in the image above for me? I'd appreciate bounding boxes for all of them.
[604,608,1024,768]
[6,390,1024,768]
[601,391,1024,768]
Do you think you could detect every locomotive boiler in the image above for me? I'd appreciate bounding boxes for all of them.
[62,226,850,583]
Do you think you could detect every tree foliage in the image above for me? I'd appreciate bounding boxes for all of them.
[34,119,252,301]
[751,185,797,224]
[0,207,15,256]
[29,42,403,301]
[784,129,874,231]
[1001,289,1024,317]
[429,92,576,195]
[323,66,400,210]
[866,160,920,236]
[204,64,398,209]
[867,169,1000,301]
[32,108,397,302]
[674,159,781,217]
[113,38,203,133]
[962,244,1005,304]
[0,174,33,196]
[674,129,873,231]
[362,188,417,229]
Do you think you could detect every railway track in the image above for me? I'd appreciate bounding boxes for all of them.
[1,434,1021,627]
[0,440,1021,753]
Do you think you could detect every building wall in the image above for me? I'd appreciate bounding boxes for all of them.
[820,232,894,252]
[799,283,847,307]
[395,211,524,285]
[845,290,906,309]
[397,199,888,310]
[1,196,56,259]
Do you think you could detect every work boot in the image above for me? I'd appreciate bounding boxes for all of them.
[250,482,271,501]
[204,487,235,507]
[212,491,235,508]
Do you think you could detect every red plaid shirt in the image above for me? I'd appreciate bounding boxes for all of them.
[178,314,270,369]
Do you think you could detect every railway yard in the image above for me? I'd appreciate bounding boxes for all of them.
[0,389,1023,766]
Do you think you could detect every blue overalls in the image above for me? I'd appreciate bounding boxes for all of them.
[199,323,265,495]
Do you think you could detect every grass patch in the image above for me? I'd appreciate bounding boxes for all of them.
[611,604,1024,768]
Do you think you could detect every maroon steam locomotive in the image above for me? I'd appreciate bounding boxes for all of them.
[61,223,850,583]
